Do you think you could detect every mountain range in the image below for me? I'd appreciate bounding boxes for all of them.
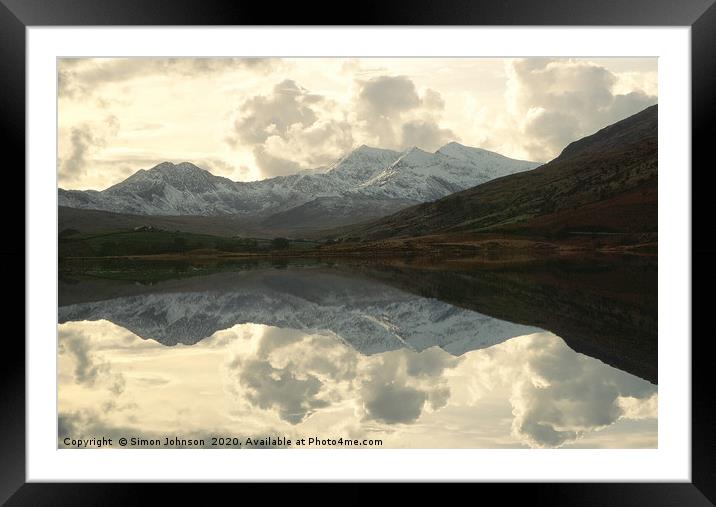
[58,142,538,234]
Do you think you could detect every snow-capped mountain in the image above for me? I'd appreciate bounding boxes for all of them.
[58,267,542,356]
[355,143,537,201]
[58,143,539,218]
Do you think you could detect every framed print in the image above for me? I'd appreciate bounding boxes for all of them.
[4,0,714,504]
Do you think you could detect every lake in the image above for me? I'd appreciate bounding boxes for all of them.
[57,257,657,448]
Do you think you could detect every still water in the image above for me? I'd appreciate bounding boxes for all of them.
[58,262,657,449]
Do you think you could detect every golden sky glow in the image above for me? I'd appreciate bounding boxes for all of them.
[58,57,657,190]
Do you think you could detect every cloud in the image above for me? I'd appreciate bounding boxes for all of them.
[404,347,460,377]
[61,126,95,183]
[60,329,108,386]
[225,327,458,426]
[234,358,328,424]
[250,147,303,178]
[195,158,251,180]
[356,75,456,150]
[59,115,119,186]
[227,80,354,177]
[506,58,657,161]
[226,331,358,424]
[360,348,460,424]
[401,120,457,152]
[257,327,305,357]
[59,328,126,395]
[58,58,276,99]
[358,75,421,118]
[231,80,319,145]
[471,332,658,448]
[423,88,445,110]
[363,384,427,424]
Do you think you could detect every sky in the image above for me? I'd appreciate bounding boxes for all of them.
[58,57,657,190]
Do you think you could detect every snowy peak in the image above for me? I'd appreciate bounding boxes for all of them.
[436,141,488,160]
[107,161,224,193]
[353,144,398,157]
[395,146,434,165]
[327,145,401,174]
[58,144,539,217]
[356,143,541,201]
[436,142,533,165]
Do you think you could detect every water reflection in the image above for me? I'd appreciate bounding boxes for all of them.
[58,263,657,449]
[59,268,542,355]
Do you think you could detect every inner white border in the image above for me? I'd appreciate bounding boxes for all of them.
[27,27,691,482]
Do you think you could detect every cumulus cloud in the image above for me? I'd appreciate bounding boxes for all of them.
[423,89,445,110]
[471,332,657,448]
[225,327,458,426]
[59,115,119,186]
[235,358,329,424]
[227,79,354,177]
[231,80,319,145]
[506,58,657,161]
[60,329,108,386]
[226,331,358,424]
[356,75,456,151]
[251,146,304,177]
[59,328,126,395]
[363,384,427,424]
[358,75,421,118]
[360,348,460,424]
[401,120,456,152]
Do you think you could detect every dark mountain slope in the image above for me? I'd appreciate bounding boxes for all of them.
[341,105,657,242]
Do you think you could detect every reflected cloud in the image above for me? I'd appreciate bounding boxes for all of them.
[360,348,460,424]
[58,268,657,448]
[225,331,358,425]
[467,333,657,448]
[59,328,125,394]
[231,358,328,424]
[363,384,426,424]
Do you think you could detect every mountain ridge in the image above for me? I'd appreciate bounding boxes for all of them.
[58,142,539,220]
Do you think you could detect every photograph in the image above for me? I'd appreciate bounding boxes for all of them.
[56,56,659,450]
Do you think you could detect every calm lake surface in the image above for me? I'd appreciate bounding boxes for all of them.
[58,259,658,448]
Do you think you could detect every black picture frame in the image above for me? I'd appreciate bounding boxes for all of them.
[3,0,713,504]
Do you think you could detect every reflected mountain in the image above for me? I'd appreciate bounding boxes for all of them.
[58,267,542,357]
[59,256,657,383]
[345,256,658,383]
